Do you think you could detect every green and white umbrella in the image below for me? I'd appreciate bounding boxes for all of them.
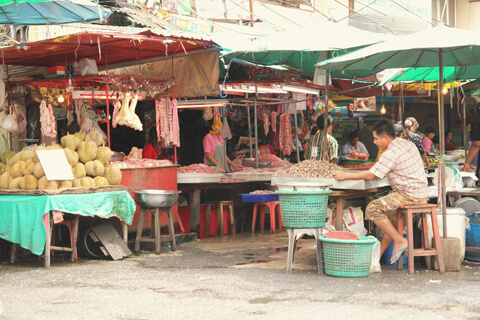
[0,0,111,25]
[316,24,480,237]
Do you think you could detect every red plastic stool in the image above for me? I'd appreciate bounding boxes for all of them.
[51,220,78,260]
[397,204,445,274]
[205,201,235,237]
[252,201,282,233]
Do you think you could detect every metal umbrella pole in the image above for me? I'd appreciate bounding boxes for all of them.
[294,106,300,162]
[321,69,330,160]
[223,106,228,171]
[254,83,259,169]
[463,92,467,157]
[246,94,253,159]
[438,50,447,238]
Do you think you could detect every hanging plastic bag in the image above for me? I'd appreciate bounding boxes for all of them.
[222,118,232,141]
[0,108,6,125]
[202,107,213,121]
[77,58,98,76]
[15,105,27,134]
[370,238,381,273]
[93,121,107,140]
[1,105,19,133]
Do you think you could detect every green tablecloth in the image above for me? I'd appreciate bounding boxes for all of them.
[0,191,136,255]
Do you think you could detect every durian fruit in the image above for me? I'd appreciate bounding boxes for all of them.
[77,141,97,163]
[85,160,105,177]
[8,176,22,189]
[72,163,86,179]
[85,128,104,146]
[59,180,74,189]
[93,176,109,187]
[47,143,62,150]
[0,172,13,189]
[19,175,38,190]
[80,176,95,188]
[1,150,15,164]
[95,144,111,165]
[73,179,82,188]
[4,164,11,173]
[21,150,35,162]
[11,161,26,178]
[61,133,80,151]
[74,132,85,142]
[0,163,5,175]
[8,152,22,166]
[21,159,35,176]
[38,176,58,190]
[104,164,122,185]
[64,148,79,167]
[33,162,45,179]
[33,146,47,162]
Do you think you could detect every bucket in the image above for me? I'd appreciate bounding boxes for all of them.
[384,235,408,265]
[425,207,468,261]
[466,212,480,262]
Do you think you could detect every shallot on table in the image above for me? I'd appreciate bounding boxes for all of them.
[275,160,341,179]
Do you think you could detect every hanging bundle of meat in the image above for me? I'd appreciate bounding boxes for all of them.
[271,111,277,133]
[111,98,121,128]
[116,92,143,131]
[39,100,57,137]
[172,99,180,147]
[263,113,270,135]
[279,114,292,156]
[167,98,174,145]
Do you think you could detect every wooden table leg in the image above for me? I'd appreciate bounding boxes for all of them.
[71,215,80,262]
[218,202,224,237]
[190,189,201,235]
[10,243,17,264]
[45,211,52,269]
[122,221,128,245]
[134,209,146,253]
[335,197,345,231]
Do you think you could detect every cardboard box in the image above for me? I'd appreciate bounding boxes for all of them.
[47,66,65,75]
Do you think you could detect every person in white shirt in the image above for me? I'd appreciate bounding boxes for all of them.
[342,130,369,157]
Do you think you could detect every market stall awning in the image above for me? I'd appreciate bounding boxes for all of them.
[0,29,220,69]
[377,66,480,85]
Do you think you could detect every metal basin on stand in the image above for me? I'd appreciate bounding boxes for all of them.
[133,190,181,209]
[133,190,181,254]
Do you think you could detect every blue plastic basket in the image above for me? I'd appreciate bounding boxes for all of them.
[240,193,279,203]
[276,190,331,228]
[320,236,377,278]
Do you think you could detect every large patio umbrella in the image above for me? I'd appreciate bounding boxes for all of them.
[222,21,390,78]
[316,24,480,237]
[0,0,111,25]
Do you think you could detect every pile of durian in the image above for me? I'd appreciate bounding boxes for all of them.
[0,130,122,191]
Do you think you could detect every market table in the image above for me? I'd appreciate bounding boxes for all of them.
[329,188,385,230]
[0,190,136,268]
[178,181,265,235]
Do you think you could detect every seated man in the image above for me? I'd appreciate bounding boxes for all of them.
[333,120,428,264]
[342,130,369,158]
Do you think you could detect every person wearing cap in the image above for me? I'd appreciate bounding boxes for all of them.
[305,114,338,164]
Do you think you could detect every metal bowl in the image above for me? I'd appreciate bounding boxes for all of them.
[133,190,181,209]
[111,151,124,162]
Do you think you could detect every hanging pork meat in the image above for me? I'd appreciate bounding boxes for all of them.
[263,113,270,135]
[39,99,57,137]
[271,111,277,133]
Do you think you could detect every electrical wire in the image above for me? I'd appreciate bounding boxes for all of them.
[336,0,383,23]
[389,0,436,27]
[332,0,396,34]
[224,0,286,30]
[252,0,302,27]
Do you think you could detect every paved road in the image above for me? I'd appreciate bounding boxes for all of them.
[1,232,479,319]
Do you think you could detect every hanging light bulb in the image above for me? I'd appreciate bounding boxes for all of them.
[380,104,386,114]
[57,90,64,103]
[65,78,74,93]
[442,85,448,95]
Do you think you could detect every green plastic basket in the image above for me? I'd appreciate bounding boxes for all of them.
[276,190,331,228]
[339,158,367,166]
[320,236,378,278]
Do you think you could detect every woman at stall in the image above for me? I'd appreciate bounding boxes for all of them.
[203,119,243,171]
[404,117,430,169]
[143,127,164,159]
[422,127,435,153]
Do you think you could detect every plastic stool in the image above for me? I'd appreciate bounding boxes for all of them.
[205,201,235,237]
[252,201,282,233]
[397,204,445,274]
[286,228,323,274]
[51,220,78,260]
[135,208,177,254]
